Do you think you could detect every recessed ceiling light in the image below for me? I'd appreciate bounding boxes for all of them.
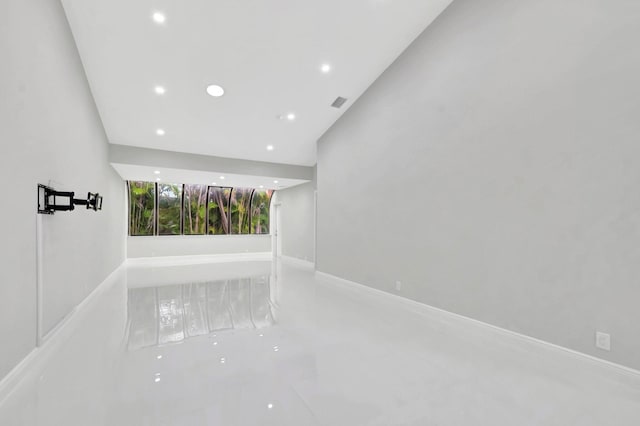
[266,145,274,151]
[156,355,162,359]
[154,377,161,383]
[219,176,225,180]
[154,170,160,174]
[152,12,166,24]
[206,84,225,97]
[286,113,296,121]
[273,180,278,184]
[154,86,166,95]
[321,63,331,73]
[156,129,165,136]
[267,403,274,409]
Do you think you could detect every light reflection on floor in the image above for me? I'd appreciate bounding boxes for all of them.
[1,258,640,426]
[127,276,274,350]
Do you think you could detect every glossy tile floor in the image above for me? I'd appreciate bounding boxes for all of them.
[1,258,640,425]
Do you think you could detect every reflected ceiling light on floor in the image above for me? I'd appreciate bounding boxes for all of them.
[156,129,165,136]
[212,182,217,186]
[156,177,161,181]
[154,170,160,174]
[266,145,274,151]
[220,357,226,364]
[267,403,274,410]
[154,86,166,95]
[286,113,296,121]
[219,176,225,180]
[206,84,225,97]
[273,345,279,352]
[154,377,161,383]
[321,63,331,73]
[273,180,278,184]
[259,185,264,189]
[156,355,162,359]
[152,12,166,24]
[213,341,218,346]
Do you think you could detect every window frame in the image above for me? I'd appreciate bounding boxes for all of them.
[182,184,208,236]
[127,181,274,237]
[156,182,184,236]
[229,187,255,235]
[207,186,232,235]
[127,181,157,236]
[249,189,274,235]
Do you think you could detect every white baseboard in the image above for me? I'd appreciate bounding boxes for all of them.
[0,262,126,405]
[0,347,38,406]
[126,251,272,267]
[280,255,315,269]
[315,270,640,379]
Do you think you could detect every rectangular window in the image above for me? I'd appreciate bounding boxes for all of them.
[128,181,155,236]
[183,184,207,235]
[158,183,182,235]
[230,188,253,234]
[128,181,273,237]
[208,187,231,234]
[250,189,273,234]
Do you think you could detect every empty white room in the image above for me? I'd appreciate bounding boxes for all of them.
[1,0,639,425]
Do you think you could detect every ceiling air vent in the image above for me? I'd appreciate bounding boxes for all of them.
[331,96,348,109]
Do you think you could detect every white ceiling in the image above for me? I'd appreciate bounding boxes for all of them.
[61,0,452,166]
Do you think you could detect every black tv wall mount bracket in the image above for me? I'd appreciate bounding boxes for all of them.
[37,184,103,215]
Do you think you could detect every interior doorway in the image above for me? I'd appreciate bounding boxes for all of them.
[272,202,282,258]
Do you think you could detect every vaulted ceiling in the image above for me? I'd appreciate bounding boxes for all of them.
[61,0,452,166]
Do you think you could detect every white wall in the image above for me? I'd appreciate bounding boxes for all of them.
[110,144,314,181]
[317,0,640,370]
[277,179,316,264]
[0,0,125,379]
[127,235,271,258]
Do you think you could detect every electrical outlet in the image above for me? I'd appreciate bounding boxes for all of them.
[595,332,611,351]
[395,281,402,291]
